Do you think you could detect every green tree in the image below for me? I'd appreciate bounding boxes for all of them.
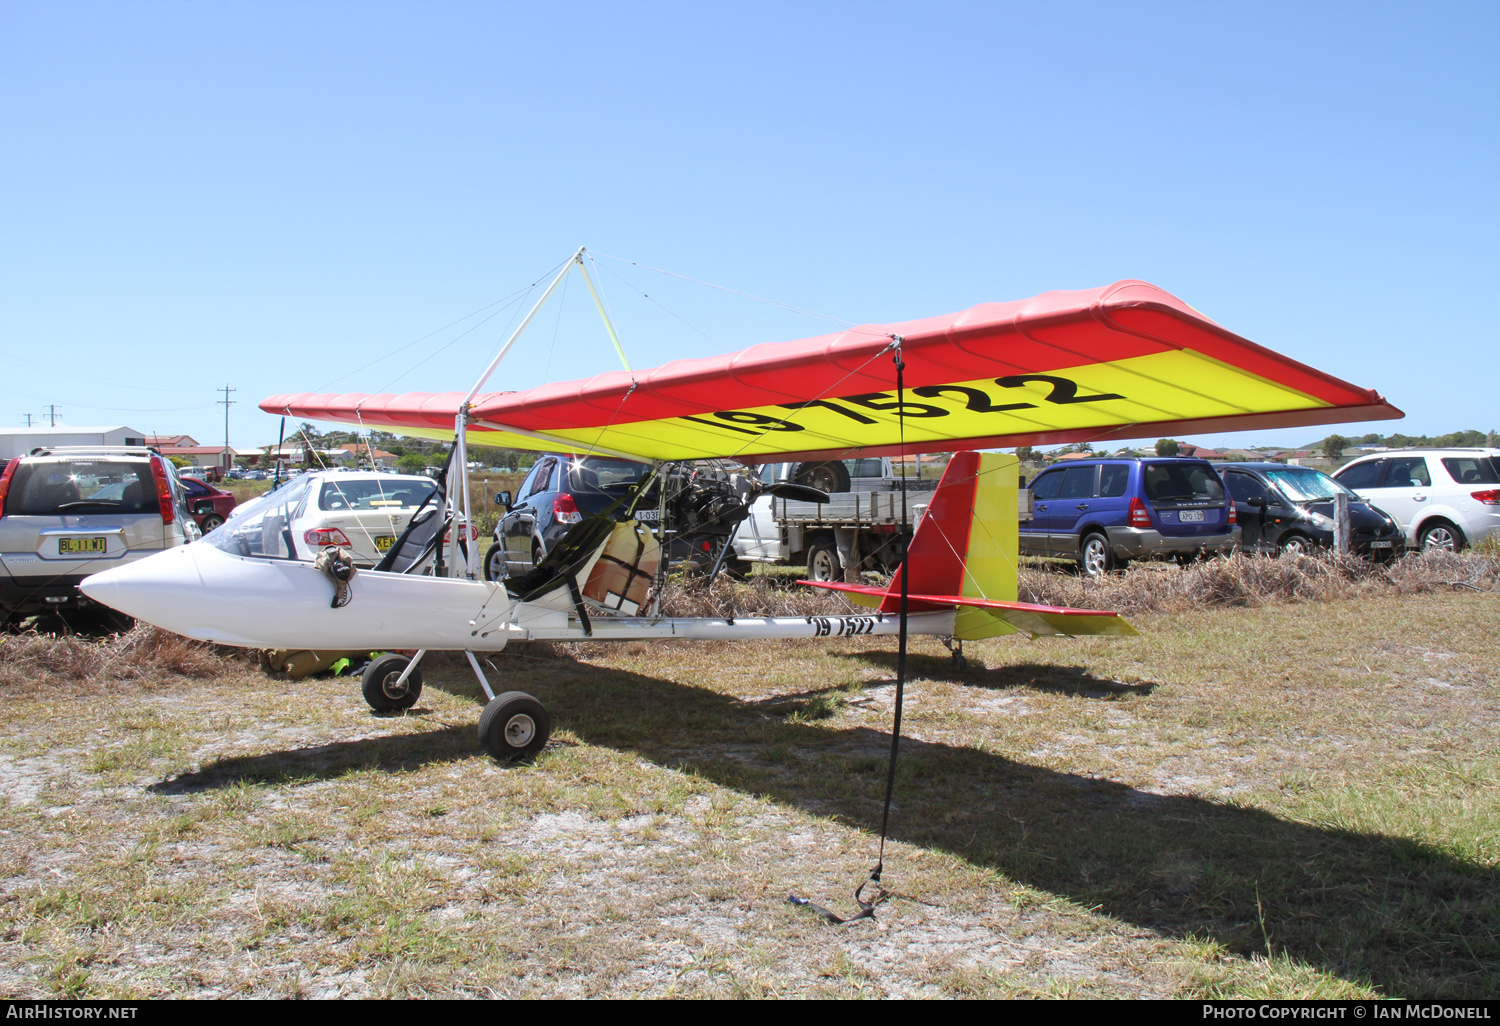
[1155,438,1180,456]
[396,453,427,475]
[1321,434,1351,462]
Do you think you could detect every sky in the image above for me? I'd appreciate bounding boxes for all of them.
[2,0,1496,456]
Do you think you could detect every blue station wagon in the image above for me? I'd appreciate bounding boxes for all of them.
[1020,457,1239,575]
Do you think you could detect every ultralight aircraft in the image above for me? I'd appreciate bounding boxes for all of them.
[79,252,1402,763]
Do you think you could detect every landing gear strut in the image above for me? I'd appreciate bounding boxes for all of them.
[940,636,968,669]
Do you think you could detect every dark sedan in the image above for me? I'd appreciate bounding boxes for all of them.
[1219,463,1403,558]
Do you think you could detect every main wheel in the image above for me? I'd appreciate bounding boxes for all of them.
[483,541,506,582]
[479,691,551,760]
[1417,520,1465,552]
[200,514,225,533]
[806,539,843,582]
[1079,532,1115,576]
[791,461,851,494]
[361,653,423,712]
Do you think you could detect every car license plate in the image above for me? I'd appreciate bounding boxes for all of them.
[1371,540,1393,549]
[1179,510,1205,522]
[374,536,395,552]
[59,537,107,555]
[635,509,660,522]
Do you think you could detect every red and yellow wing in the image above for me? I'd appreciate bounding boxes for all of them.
[263,280,1401,462]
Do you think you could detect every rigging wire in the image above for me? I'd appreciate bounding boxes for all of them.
[590,250,860,329]
[597,262,720,346]
[309,286,535,397]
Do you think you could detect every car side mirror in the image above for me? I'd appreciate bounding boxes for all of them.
[496,491,512,509]
[1245,496,1264,507]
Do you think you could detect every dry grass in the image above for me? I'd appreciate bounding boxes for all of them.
[0,624,239,697]
[1020,549,1500,614]
[0,555,1496,998]
[656,574,854,618]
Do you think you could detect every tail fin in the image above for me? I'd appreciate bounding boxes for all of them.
[801,451,1138,639]
[886,451,1020,639]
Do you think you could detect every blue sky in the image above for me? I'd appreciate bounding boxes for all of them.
[2,0,1495,454]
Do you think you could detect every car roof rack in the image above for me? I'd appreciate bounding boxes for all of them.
[27,446,160,457]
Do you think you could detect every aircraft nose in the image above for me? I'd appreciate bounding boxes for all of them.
[79,545,208,630]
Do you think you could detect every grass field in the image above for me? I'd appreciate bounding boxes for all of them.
[0,557,1495,998]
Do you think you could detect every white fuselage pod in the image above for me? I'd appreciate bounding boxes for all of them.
[78,541,539,651]
[80,540,959,652]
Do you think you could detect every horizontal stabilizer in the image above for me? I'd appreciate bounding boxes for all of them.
[800,581,1138,638]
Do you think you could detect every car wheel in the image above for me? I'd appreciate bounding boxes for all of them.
[1079,532,1114,577]
[1278,533,1314,556]
[478,691,551,760]
[791,461,851,494]
[199,514,225,533]
[360,653,423,712]
[483,541,507,582]
[806,540,843,582]
[531,539,545,568]
[1417,520,1465,553]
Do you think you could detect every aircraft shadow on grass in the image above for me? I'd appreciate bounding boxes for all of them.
[152,655,1497,997]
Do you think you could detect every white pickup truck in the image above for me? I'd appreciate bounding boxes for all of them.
[731,457,940,581]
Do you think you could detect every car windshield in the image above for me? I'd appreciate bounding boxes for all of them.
[4,460,161,516]
[1265,467,1355,503]
[205,476,314,559]
[317,477,435,511]
[1143,463,1225,503]
[565,458,651,494]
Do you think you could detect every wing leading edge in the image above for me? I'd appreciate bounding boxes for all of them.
[263,280,1401,463]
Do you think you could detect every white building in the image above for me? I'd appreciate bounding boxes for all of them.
[0,425,148,461]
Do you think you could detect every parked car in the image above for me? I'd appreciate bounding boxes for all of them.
[486,454,652,580]
[0,446,201,620]
[1219,463,1402,557]
[217,470,439,568]
[1020,457,1238,575]
[179,476,237,533]
[1330,448,1500,552]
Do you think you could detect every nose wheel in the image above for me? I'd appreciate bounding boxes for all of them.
[361,653,424,711]
[478,691,551,760]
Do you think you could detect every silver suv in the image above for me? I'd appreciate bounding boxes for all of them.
[1330,448,1500,551]
[0,447,200,621]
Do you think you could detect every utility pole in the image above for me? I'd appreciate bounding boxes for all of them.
[23,414,33,427]
[219,385,236,471]
[47,405,60,427]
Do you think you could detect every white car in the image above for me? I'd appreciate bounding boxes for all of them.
[220,471,439,567]
[1331,448,1500,551]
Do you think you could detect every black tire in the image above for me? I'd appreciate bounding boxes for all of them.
[479,691,551,760]
[530,539,545,569]
[1079,532,1115,576]
[361,653,423,712]
[791,461,851,494]
[806,539,843,582]
[1417,519,1465,553]
[200,514,225,533]
[1278,533,1314,557]
[483,541,506,582]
